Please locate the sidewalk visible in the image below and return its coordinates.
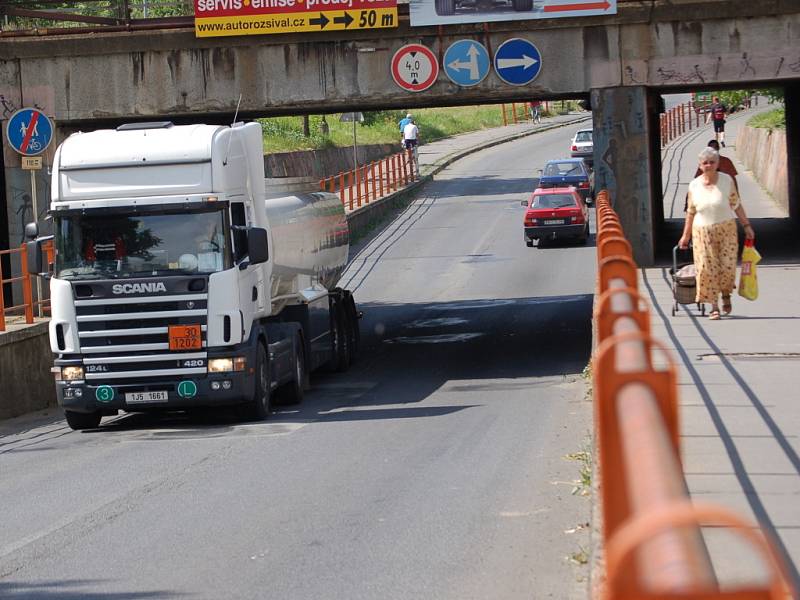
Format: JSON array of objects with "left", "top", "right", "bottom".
[{"left": 650, "top": 107, "right": 800, "bottom": 589}]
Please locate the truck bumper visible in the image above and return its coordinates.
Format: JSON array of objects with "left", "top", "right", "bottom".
[{"left": 56, "top": 370, "right": 256, "bottom": 414}]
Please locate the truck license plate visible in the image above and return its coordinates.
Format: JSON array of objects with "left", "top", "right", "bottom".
[
  {"left": 169, "top": 324, "right": 202, "bottom": 350},
  {"left": 125, "top": 391, "right": 168, "bottom": 404},
  {"left": 543, "top": 219, "right": 565, "bottom": 225}
]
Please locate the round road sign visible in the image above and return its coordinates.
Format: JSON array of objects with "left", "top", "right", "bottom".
[
  {"left": 493, "top": 38, "right": 543, "bottom": 86},
  {"left": 391, "top": 44, "right": 439, "bottom": 92},
  {"left": 6, "top": 108, "right": 54, "bottom": 156}
]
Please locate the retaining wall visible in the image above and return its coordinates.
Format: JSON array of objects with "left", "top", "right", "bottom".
[
  {"left": 264, "top": 144, "right": 397, "bottom": 178},
  {"left": 736, "top": 125, "right": 789, "bottom": 213},
  {"left": 0, "top": 322, "right": 56, "bottom": 420}
]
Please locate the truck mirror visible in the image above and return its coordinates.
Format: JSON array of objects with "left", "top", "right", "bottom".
[
  {"left": 520, "top": 199, "right": 528, "bottom": 207},
  {"left": 26, "top": 239, "right": 44, "bottom": 275},
  {"left": 247, "top": 227, "right": 269, "bottom": 265},
  {"left": 24, "top": 222, "right": 39, "bottom": 240}
]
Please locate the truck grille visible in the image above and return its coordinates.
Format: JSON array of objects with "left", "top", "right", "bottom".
[{"left": 74, "top": 294, "right": 208, "bottom": 380}]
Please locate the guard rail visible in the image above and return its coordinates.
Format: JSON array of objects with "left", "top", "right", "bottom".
[
  {"left": 319, "top": 148, "right": 419, "bottom": 211},
  {"left": 0, "top": 241, "right": 52, "bottom": 332},
  {"left": 593, "top": 190, "right": 794, "bottom": 599}
]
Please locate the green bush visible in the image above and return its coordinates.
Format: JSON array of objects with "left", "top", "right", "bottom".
[{"left": 748, "top": 108, "right": 786, "bottom": 131}]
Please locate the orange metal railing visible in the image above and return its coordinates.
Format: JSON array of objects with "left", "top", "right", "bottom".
[
  {"left": 0, "top": 240, "right": 53, "bottom": 332},
  {"left": 319, "top": 148, "right": 419, "bottom": 211},
  {"left": 593, "top": 190, "right": 795, "bottom": 599}
]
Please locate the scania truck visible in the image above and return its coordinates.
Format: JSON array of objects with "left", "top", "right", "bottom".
[{"left": 27, "top": 121, "right": 359, "bottom": 430}]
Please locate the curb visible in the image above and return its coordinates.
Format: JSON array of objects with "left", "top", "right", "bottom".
[{"left": 346, "top": 115, "right": 592, "bottom": 241}]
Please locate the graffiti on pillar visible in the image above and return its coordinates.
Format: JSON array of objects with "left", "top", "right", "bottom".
[
  {"left": 8, "top": 175, "right": 51, "bottom": 245},
  {"left": 0, "top": 94, "right": 18, "bottom": 118},
  {"left": 789, "top": 57, "right": 800, "bottom": 73},
  {"left": 739, "top": 52, "right": 756, "bottom": 78},
  {"left": 625, "top": 66, "right": 643, "bottom": 84}
]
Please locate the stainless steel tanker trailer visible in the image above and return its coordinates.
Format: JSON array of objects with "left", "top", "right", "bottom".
[{"left": 26, "top": 121, "right": 360, "bottom": 430}]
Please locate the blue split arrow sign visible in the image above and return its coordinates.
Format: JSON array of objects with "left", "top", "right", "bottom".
[
  {"left": 493, "top": 38, "right": 543, "bottom": 86},
  {"left": 443, "top": 40, "right": 490, "bottom": 87}
]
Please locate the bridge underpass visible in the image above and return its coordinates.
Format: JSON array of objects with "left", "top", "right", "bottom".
[{"left": 1, "top": 0, "right": 799, "bottom": 264}]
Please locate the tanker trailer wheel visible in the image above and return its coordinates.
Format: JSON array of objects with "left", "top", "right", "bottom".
[
  {"left": 239, "top": 343, "right": 271, "bottom": 420},
  {"left": 331, "top": 301, "right": 351, "bottom": 373},
  {"left": 345, "top": 295, "right": 359, "bottom": 365},
  {"left": 278, "top": 334, "right": 306, "bottom": 405},
  {"left": 65, "top": 410, "right": 102, "bottom": 431}
]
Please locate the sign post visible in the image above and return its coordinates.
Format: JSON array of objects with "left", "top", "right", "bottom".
[
  {"left": 340, "top": 112, "right": 365, "bottom": 169},
  {"left": 6, "top": 108, "right": 54, "bottom": 318}
]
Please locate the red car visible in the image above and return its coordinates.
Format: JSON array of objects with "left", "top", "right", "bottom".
[{"left": 522, "top": 186, "right": 589, "bottom": 247}]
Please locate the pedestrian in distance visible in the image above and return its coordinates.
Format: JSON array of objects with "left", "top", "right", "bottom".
[
  {"left": 398, "top": 113, "right": 413, "bottom": 150},
  {"left": 529, "top": 102, "right": 541, "bottom": 124},
  {"left": 678, "top": 147, "right": 755, "bottom": 320},
  {"left": 707, "top": 95, "right": 728, "bottom": 147},
  {"left": 684, "top": 139, "right": 739, "bottom": 211}
]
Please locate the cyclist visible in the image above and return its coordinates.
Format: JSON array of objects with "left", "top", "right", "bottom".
[{"left": 402, "top": 117, "right": 420, "bottom": 175}]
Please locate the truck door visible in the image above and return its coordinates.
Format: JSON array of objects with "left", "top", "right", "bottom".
[{"left": 231, "top": 201, "right": 261, "bottom": 339}]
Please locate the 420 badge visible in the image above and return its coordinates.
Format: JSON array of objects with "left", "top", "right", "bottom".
[{"left": 391, "top": 44, "right": 439, "bottom": 92}]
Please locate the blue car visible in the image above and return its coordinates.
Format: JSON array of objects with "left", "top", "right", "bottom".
[{"left": 537, "top": 159, "right": 594, "bottom": 204}]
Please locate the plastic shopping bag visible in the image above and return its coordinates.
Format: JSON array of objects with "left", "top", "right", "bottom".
[{"left": 738, "top": 239, "right": 761, "bottom": 301}]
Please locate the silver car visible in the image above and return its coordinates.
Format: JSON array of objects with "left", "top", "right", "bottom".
[{"left": 570, "top": 128, "right": 593, "bottom": 166}]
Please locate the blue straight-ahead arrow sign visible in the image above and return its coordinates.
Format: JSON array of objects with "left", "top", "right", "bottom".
[{"left": 493, "top": 38, "right": 543, "bottom": 86}]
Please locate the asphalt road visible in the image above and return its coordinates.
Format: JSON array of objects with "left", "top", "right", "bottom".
[{"left": 0, "top": 126, "right": 596, "bottom": 599}]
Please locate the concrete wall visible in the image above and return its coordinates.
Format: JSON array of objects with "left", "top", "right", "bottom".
[
  {"left": 0, "top": 322, "right": 56, "bottom": 420},
  {"left": 265, "top": 143, "right": 397, "bottom": 178},
  {"left": 737, "top": 123, "right": 789, "bottom": 214}
]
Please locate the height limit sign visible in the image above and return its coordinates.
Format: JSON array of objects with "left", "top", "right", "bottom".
[{"left": 391, "top": 44, "right": 439, "bottom": 92}]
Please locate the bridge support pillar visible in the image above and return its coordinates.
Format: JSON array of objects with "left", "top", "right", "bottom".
[
  {"left": 591, "top": 86, "right": 660, "bottom": 266},
  {"left": 785, "top": 82, "right": 800, "bottom": 223}
]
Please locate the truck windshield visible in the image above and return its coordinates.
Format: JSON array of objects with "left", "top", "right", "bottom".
[{"left": 55, "top": 208, "right": 230, "bottom": 280}]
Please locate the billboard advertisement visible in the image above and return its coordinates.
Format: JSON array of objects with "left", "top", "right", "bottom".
[
  {"left": 409, "top": 0, "right": 616, "bottom": 27},
  {"left": 195, "top": 0, "right": 398, "bottom": 37}
]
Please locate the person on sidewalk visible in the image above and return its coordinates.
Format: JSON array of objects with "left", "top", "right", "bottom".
[
  {"left": 707, "top": 96, "right": 728, "bottom": 147},
  {"left": 678, "top": 147, "right": 755, "bottom": 320},
  {"left": 684, "top": 139, "right": 739, "bottom": 211},
  {"left": 403, "top": 117, "right": 420, "bottom": 174},
  {"left": 529, "top": 101, "right": 542, "bottom": 124}
]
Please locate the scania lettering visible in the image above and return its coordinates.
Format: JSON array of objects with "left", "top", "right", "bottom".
[
  {"left": 28, "top": 121, "right": 360, "bottom": 431},
  {"left": 112, "top": 282, "right": 168, "bottom": 295}
]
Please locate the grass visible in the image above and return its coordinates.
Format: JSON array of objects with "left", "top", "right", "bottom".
[
  {"left": 565, "top": 436, "right": 593, "bottom": 497},
  {"left": 258, "top": 102, "right": 581, "bottom": 153},
  {"left": 747, "top": 108, "right": 785, "bottom": 131}
]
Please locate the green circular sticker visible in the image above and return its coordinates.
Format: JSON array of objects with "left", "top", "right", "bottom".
[
  {"left": 177, "top": 380, "right": 197, "bottom": 399},
  {"left": 95, "top": 385, "right": 115, "bottom": 403}
]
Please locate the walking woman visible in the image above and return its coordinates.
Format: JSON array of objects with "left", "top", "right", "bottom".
[{"left": 678, "top": 147, "right": 755, "bottom": 320}]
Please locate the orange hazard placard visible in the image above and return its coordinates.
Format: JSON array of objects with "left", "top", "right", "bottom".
[{"left": 169, "top": 325, "right": 202, "bottom": 351}]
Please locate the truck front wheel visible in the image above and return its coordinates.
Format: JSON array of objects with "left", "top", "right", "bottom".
[
  {"left": 65, "top": 410, "right": 102, "bottom": 431},
  {"left": 278, "top": 334, "right": 306, "bottom": 405},
  {"left": 239, "top": 343, "right": 271, "bottom": 420}
]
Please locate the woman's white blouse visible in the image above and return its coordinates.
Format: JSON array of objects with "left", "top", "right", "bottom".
[{"left": 687, "top": 172, "right": 740, "bottom": 227}]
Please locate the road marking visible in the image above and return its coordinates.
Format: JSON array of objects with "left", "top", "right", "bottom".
[{"left": 383, "top": 332, "right": 484, "bottom": 344}]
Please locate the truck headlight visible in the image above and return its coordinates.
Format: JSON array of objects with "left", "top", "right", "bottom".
[
  {"left": 208, "top": 357, "right": 246, "bottom": 373},
  {"left": 62, "top": 366, "right": 85, "bottom": 381}
]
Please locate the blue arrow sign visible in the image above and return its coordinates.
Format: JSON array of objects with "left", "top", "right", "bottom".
[
  {"left": 6, "top": 108, "right": 54, "bottom": 156},
  {"left": 443, "top": 40, "right": 490, "bottom": 87},
  {"left": 493, "top": 38, "right": 542, "bottom": 86}
]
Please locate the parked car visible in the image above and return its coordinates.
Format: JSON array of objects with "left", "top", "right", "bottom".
[
  {"left": 537, "top": 158, "right": 594, "bottom": 204},
  {"left": 522, "top": 186, "right": 589, "bottom": 247},
  {"left": 570, "top": 128, "right": 593, "bottom": 166}
]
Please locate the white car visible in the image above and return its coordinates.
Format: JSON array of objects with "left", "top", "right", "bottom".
[{"left": 570, "top": 129, "right": 593, "bottom": 166}]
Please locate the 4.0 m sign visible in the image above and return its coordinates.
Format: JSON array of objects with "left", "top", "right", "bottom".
[{"left": 194, "top": 0, "right": 397, "bottom": 37}]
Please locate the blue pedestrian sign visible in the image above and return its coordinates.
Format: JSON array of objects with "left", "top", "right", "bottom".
[
  {"left": 6, "top": 107, "right": 54, "bottom": 156},
  {"left": 493, "top": 38, "right": 542, "bottom": 87},
  {"left": 443, "top": 40, "right": 490, "bottom": 87}
]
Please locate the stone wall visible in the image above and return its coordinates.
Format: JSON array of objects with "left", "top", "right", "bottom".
[
  {"left": 736, "top": 125, "right": 789, "bottom": 213},
  {"left": 0, "top": 322, "right": 56, "bottom": 420},
  {"left": 264, "top": 143, "right": 397, "bottom": 179}
]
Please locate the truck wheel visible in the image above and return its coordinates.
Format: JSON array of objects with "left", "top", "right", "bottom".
[
  {"left": 345, "top": 296, "right": 359, "bottom": 365},
  {"left": 332, "top": 302, "right": 350, "bottom": 373},
  {"left": 512, "top": 0, "right": 533, "bottom": 10},
  {"left": 435, "top": 0, "right": 455, "bottom": 15},
  {"left": 65, "top": 410, "right": 102, "bottom": 431},
  {"left": 239, "top": 343, "right": 271, "bottom": 420},
  {"left": 279, "top": 335, "right": 306, "bottom": 405}
]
